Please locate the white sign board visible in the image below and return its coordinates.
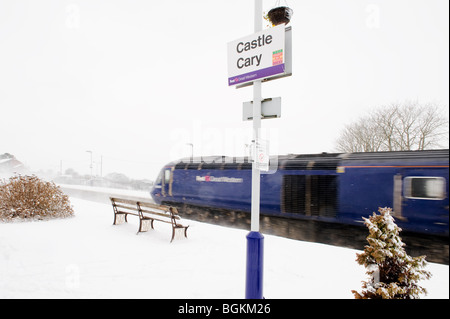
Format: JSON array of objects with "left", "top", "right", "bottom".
[
  {"left": 228, "top": 25, "right": 285, "bottom": 86},
  {"left": 243, "top": 97, "right": 281, "bottom": 121},
  {"left": 254, "top": 139, "right": 269, "bottom": 171}
]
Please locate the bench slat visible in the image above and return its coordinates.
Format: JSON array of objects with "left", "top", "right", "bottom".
[
  {"left": 111, "top": 197, "right": 138, "bottom": 206},
  {"left": 116, "top": 210, "right": 139, "bottom": 216},
  {"left": 114, "top": 203, "right": 139, "bottom": 211},
  {"left": 138, "top": 207, "right": 180, "bottom": 220},
  {"left": 137, "top": 201, "right": 171, "bottom": 211}
]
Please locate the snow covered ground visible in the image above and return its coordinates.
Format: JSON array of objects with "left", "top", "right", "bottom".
[{"left": 1, "top": 196, "right": 448, "bottom": 299}]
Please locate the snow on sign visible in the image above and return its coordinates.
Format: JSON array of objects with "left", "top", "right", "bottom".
[{"left": 228, "top": 24, "right": 285, "bottom": 86}]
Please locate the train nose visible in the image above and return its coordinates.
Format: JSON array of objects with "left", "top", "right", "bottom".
[{"left": 150, "top": 184, "right": 162, "bottom": 202}]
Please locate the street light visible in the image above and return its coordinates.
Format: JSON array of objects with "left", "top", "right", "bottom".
[
  {"left": 86, "top": 150, "right": 93, "bottom": 179},
  {"left": 186, "top": 143, "right": 193, "bottom": 163}
]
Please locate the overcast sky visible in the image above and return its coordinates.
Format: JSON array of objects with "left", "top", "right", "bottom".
[{"left": 1, "top": 0, "right": 448, "bottom": 180}]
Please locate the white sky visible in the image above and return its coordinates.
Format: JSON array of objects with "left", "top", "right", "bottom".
[{"left": 1, "top": 0, "right": 449, "bottom": 180}]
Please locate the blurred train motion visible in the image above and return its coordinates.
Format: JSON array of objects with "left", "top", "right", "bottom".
[{"left": 151, "top": 149, "right": 449, "bottom": 263}]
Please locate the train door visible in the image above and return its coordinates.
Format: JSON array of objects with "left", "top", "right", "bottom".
[
  {"left": 161, "top": 167, "right": 173, "bottom": 197},
  {"left": 394, "top": 174, "right": 448, "bottom": 234}
]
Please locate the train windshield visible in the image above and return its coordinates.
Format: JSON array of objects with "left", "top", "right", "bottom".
[{"left": 155, "top": 172, "right": 162, "bottom": 185}]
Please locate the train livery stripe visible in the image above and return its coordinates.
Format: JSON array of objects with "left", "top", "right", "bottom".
[{"left": 340, "top": 165, "right": 449, "bottom": 169}]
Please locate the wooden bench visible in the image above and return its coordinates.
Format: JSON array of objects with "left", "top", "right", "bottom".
[{"left": 110, "top": 197, "right": 189, "bottom": 242}]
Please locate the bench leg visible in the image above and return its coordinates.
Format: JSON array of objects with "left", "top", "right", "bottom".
[
  {"left": 137, "top": 220, "right": 145, "bottom": 234},
  {"left": 137, "top": 218, "right": 153, "bottom": 234},
  {"left": 171, "top": 226, "right": 189, "bottom": 243},
  {"left": 137, "top": 220, "right": 143, "bottom": 234},
  {"left": 171, "top": 227, "right": 175, "bottom": 243},
  {"left": 113, "top": 213, "right": 127, "bottom": 225}
]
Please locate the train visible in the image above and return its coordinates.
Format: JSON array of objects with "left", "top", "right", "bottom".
[{"left": 150, "top": 149, "right": 449, "bottom": 263}]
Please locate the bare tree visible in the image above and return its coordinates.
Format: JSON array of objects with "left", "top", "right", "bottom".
[
  {"left": 416, "top": 103, "right": 449, "bottom": 150},
  {"left": 336, "top": 118, "right": 385, "bottom": 152},
  {"left": 372, "top": 105, "right": 398, "bottom": 151},
  {"left": 336, "top": 101, "right": 449, "bottom": 152}
]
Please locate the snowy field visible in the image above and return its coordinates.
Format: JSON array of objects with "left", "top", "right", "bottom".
[{"left": 1, "top": 196, "right": 448, "bottom": 299}]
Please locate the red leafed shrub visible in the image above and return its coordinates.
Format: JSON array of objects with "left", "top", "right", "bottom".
[{"left": 0, "top": 175, "right": 74, "bottom": 221}]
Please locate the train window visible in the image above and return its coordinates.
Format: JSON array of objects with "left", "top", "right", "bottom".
[
  {"left": 164, "top": 169, "right": 171, "bottom": 184},
  {"left": 404, "top": 177, "right": 446, "bottom": 200},
  {"left": 155, "top": 172, "right": 162, "bottom": 185}
]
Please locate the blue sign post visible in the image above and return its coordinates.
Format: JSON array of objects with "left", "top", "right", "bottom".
[
  {"left": 245, "top": 231, "right": 264, "bottom": 299},
  {"left": 228, "top": 0, "right": 292, "bottom": 299},
  {"left": 246, "top": 0, "right": 264, "bottom": 299}
]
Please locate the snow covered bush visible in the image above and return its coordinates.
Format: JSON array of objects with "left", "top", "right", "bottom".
[
  {"left": 0, "top": 175, "right": 74, "bottom": 221},
  {"left": 352, "top": 207, "right": 431, "bottom": 299}
]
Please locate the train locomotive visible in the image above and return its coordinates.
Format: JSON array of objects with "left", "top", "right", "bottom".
[{"left": 150, "top": 149, "right": 449, "bottom": 263}]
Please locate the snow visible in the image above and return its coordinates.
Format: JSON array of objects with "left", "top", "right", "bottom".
[
  {"left": 1, "top": 196, "right": 448, "bottom": 299},
  {"left": 58, "top": 184, "right": 151, "bottom": 199}
]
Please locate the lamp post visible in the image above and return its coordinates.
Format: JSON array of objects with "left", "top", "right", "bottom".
[
  {"left": 86, "top": 150, "right": 93, "bottom": 179},
  {"left": 186, "top": 143, "right": 194, "bottom": 163}
]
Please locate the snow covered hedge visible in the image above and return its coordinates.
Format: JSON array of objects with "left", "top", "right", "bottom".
[
  {"left": 0, "top": 175, "right": 74, "bottom": 221},
  {"left": 352, "top": 207, "right": 431, "bottom": 299}
]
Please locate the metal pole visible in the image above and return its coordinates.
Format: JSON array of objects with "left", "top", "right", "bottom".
[
  {"left": 186, "top": 143, "right": 194, "bottom": 162},
  {"left": 245, "top": 0, "right": 264, "bottom": 299},
  {"left": 86, "top": 150, "right": 93, "bottom": 178},
  {"left": 251, "top": 79, "right": 262, "bottom": 232}
]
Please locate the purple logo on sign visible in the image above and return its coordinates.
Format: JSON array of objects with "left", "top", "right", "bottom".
[{"left": 228, "top": 64, "right": 285, "bottom": 86}]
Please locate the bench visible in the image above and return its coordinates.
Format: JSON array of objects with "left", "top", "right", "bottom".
[{"left": 110, "top": 197, "right": 189, "bottom": 242}]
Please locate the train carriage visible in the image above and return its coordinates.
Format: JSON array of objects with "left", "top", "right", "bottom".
[{"left": 151, "top": 149, "right": 449, "bottom": 262}]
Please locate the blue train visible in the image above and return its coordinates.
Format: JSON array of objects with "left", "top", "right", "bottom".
[{"left": 151, "top": 149, "right": 448, "bottom": 237}]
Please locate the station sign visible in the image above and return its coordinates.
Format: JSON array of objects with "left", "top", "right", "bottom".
[{"left": 228, "top": 24, "right": 286, "bottom": 86}]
